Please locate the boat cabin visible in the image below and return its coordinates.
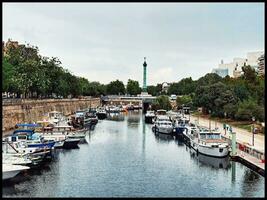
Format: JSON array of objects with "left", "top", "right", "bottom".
[
  {"left": 157, "top": 109, "right": 167, "bottom": 115},
  {"left": 48, "top": 111, "right": 64, "bottom": 119},
  {"left": 10, "top": 129, "right": 42, "bottom": 142},
  {"left": 156, "top": 121, "right": 172, "bottom": 127},
  {"left": 199, "top": 131, "right": 221, "bottom": 140}
]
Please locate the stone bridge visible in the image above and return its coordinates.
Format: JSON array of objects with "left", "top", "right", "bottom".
[{"left": 102, "top": 95, "right": 156, "bottom": 112}]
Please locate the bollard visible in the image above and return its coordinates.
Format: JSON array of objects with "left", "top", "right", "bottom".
[{"left": 231, "top": 132, "right": 237, "bottom": 156}]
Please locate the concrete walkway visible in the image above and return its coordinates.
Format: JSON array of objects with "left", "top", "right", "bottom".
[{"left": 190, "top": 115, "right": 265, "bottom": 153}]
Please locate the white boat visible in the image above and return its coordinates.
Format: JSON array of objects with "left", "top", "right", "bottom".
[
  {"left": 156, "top": 109, "right": 168, "bottom": 116},
  {"left": 96, "top": 107, "right": 107, "bottom": 119},
  {"left": 47, "top": 111, "right": 66, "bottom": 125},
  {"left": 183, "top": 125, "right": 229, "bottom": 158},
  {"left": 145, "top": 111, "right": 155, "bottom": 123},
  {"left": 167, "top": 110, "right": 181, "bottom": 121},
  {"left": 67, "top": 129, "right": 86, "bottom": 141},
  {"left": 44, "top": 126, "right": 81, "bottom": 148},
  {"left": 2, "top": 153, "right": 32, "bottom": 166},
  {"left": 152, "top": 115, "right": 174, "bottom": 135},
  {"left": 106, "top": 106, "right": 120, "bottom": 113},
  {"left": 2, "top": 163, "right": 30, "bottom": 180},
  {"left": 36, "top": 125, "right": 66, "bottom": 148}
]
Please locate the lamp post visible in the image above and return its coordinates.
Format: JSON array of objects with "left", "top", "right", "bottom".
[
  {"left": 209, "top": 110, "right": 211, "bottom": 132},
  {"left": 224, "top": 112, "right": 227, "bottom": 135},
  {"left": 252, "top": 117, "right": 255, "bottom": 146},
  {"left": 189, "top": 109, "right": 191, "bottom": 121}
]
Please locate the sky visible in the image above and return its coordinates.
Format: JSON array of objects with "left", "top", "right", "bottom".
[{"left": 3, "top": 3, "right": 265, "bottom": 85}]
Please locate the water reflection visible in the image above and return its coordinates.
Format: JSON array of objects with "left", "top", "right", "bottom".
[
  {"left": 231, "top": 161, "right": 236, "bottom": 183},
  {"left": 175, "top": 138, "right": 184, "bottom": 146},
  {"left": 240, "top": 168, "right": 262, "bottom": 197},
  {"left": 2, "top": 111, "right": 264, "bottom": 197},
  {"left": 154, "top": 132, "right": 174, "bottom": 143},
  {"left": 127, "top": 111, "right": 141, "bottom": 126},
  {"left": 142, "top": 115, "right": 146, "bottom": 154},
  {"left": 197, "top": 154, "right": 231, "bottom": 169},
  {"left": 106, "top": 113, "right": 125, "bottom": 121}
]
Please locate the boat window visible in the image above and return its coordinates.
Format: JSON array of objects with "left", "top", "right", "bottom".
[
  {"left": 206, "top": 134, "right": 220, "bottom": 139},
  {"left": 200, "top": 134, "right": 206, "bottom": 139},
  {"left": 18, "top": 135, "right": 27, "bottom": 140}
]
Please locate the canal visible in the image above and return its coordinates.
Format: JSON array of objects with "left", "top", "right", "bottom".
[{"left": 2, "top": 111, "right": 264, "bottom": 197}]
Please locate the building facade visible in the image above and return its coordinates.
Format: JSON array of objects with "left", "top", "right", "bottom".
[
  {"left": 258, "top": 54, "right": 265, "bottom": 76},
  {"left": 211, "top": 68, "right": 229, "bottom": 78},
  {"left": 212, "top": 51, "right": 264, "bottom": 78}
]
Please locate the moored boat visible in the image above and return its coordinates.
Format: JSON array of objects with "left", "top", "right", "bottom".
[
  {"left": 2, "top": 163, "right": 30, "bottom": 180},
  {"left": 145, "top": 110, "right": 155, "bottom": 124},
  {"left": 96, "top": 107, "right": 107, "bottom": 120},
  {"left": 183, "top": 125, "right": 229, "bottom": 158}
]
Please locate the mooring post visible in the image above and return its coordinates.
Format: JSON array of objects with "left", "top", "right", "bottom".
[{"left": 231, "top": 131, "right": 237, "bottom": 157}]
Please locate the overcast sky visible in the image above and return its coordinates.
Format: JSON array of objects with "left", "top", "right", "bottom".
[{"left": 3, "top": 3, "right": 264, "bottom": 85}]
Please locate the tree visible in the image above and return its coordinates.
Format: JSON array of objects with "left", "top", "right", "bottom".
[
  {"left": 167, "top": 82, "right": 180, "bottom": 95},
  {"left": 147, "top": 85, "right": 157, "bottom": 96},
  {"left": 106, "top": 80, "right": 125, "bottom": 95},
  {"left": 235, "top": 98, "right": 264, "bottom": 121},
  {"left": 193, "top": 82, "right": 238, "bottom": 117},
  {"left": 242, "top": 65, "right": 257, "bottom": 83},
  {"left": 197, "top": 73, "right": 223, "bottom": 86},
  {"left": 151, "top": 95, "right": 172, "bottom": 111},
  {"left": 2, "top": 58, "right": 16, "bottom": 93},
  {"left": 126, "top": 79, "right": 141, "bottom": 96},
  {"left": 176, "top": 95, "right": 192, "bottom": 109}
]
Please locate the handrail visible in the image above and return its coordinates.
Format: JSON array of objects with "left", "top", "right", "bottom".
[{"left": 5, "top": 138, "right": 19, "bottom": 153}]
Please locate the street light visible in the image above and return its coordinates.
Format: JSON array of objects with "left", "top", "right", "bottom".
[
  {"left": 252, "top": 116, "right": 255, "bottom": 146},
  {"left": 224, "top": 112, "right": 227, "bottom": 135},
  {"left": 209, "top": 110, "right": 211, "bottom": 131}
]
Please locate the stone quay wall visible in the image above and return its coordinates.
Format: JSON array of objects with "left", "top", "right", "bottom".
[{"left": 2, "top": 98, "right": 100, "bottom": 133}]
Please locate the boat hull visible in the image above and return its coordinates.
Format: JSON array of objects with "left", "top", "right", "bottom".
[
  {"left": 153, "top": 125, "right": 174, "bottom": 135},
  {"left": 63, "top": 139, "right": 80, "bottom": 149},
  {"left": 2, "top": 164, "right": 30, "bottom": 180},
  {"left": 145, "top": 116, "right": 154, "bottom": 124},
  {"left": 96, "top": 113, "right": 107, "bottom": 120},
  {"left": 196, "top": 144, "right": 229, "bottom": 158},
  {"left": 27, "top": 141, "right": 55, "bottom": 149}
]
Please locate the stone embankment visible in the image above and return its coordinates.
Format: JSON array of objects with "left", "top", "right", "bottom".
[{"left": 2, "top": 98, "right": 100, "bottom": 133}]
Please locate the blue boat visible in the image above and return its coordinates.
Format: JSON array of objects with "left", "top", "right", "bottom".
[
  {"left": 11, "top": 129, "right": 55, "bottom": 149},
  {"left": 173, "top": 118, "right": 190, "bottom": 137}
]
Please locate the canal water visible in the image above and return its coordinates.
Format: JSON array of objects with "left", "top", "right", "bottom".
[{"left": 2, "top": 111, "right": 264, "bottom": 197}]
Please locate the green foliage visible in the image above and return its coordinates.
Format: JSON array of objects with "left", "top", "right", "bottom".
[
  {"left": 106, "top": 80, "right": 125, "bottom": 95},
  {"left": 126, "top": 79, "right": 141, "bottom": 95},
  {"left": 3, "top": 42, "right": 110, "bottom": 98},
  {"left": 176, "top": 95, "right": 192, "bottom": 109},
  {"left": 151, "top": 95, "right": 172, "bottom": 111},
  {"left": 242, "top": 65, "right": 257, "bottom": 83},
  {"left": 197, "top": 73, "right": 223, "bottom": 86},
  {"left": 2, "top": 58, "right": 16, "bottom": 92},
  {"left": 193, "top": 82, "right": 238, "bottom": 117},
  {"left": 147, "top": 85, "right": 161, "bottom": 96},
  {"left": 235, "top": 98, "right": 264, "bottom": 121},
  {"left": 168, "top": 77, "right": 196, "bottom": 95}
]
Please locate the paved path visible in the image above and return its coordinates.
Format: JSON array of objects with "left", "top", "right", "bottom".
[{"left": 190, "top": 115, "right": 265, "bottom": 153}]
